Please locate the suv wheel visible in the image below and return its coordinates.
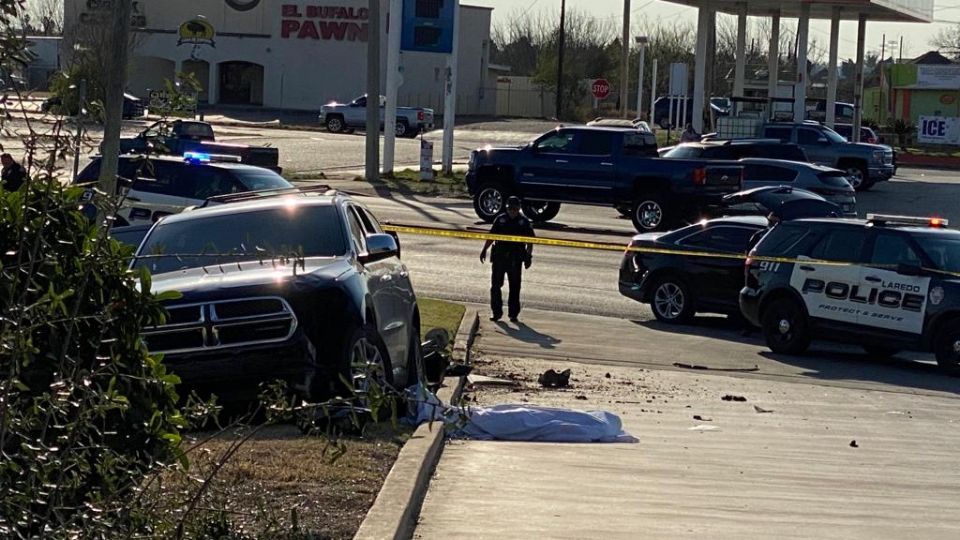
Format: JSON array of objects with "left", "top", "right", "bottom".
[
  {"left": 933, "top": 320, "right": 960, "bottom": 375},
  {"left": 326, "top": 115, "right": 346, "bottom": 133},
  {"left": 631, "top": 195, "right": 669, "bottom": 232},
  {"left": 521, "top": 201, "right": 561, "bottom": 222},
  {"left": 761, "top": 298, "right": 811, "bottom": 355},
  {"left": 844, "top": 164, "right": 873, "bottom": 191},
  {"left": 650, "top": 277, "right": 694, "bottom": 324},
  {"left": 343, "top": 325, "right": 394, "bottom": 407},
  {"left": 474, "top": 184, "right": 507, "bottom": 222}
]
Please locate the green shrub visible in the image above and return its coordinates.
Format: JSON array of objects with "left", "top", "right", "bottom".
[{"left": 0, "top": 179, "right": 185, "bottom": 536}]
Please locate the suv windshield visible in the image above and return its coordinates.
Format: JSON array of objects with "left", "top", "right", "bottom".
[
  {"left": 231, "top": 169, "right": 293, "bottom": 191},
  {"left": 134, "top": 206, "right": 347, "bottom": 275}
]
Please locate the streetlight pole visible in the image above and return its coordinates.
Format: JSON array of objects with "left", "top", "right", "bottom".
[
  {"left": 556, "top": 0, "right": 566, "bottom": 120},
  {"left": 635, "top": 36, "right": 648, "bottom": 119},
  {"left": 620, "top": 0, "right": 631, "bottom": 117}
]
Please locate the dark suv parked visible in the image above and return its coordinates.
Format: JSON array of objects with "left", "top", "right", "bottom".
[{"left": 132, "top": 191, "right": 421, "bottom": 403}]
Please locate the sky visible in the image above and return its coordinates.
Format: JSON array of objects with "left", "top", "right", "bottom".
[{"left": 468, "top": 0, "right": 960, "bottom": 61}]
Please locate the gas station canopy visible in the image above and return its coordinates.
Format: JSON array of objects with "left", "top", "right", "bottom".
[{"left": 664, "top": 0, "right": 933, "bottom": 23}]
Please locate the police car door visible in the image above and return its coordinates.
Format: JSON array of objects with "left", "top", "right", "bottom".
[
  {"left": 859, "top": 230, "right": 930, "bottom": 335},
  {"left": 121, "top": 161, "right": 190, "bottom": 224},
  {"left": 790, "top": 226, "right": 869, "bottom": 329}
]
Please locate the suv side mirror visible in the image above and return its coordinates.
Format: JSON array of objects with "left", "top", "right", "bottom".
[
  {"left": 360, "top": 233, "right": 399, "bottom": 264},
  {"left": 896, "top": 262, "right": 922, "bottom": 277}
]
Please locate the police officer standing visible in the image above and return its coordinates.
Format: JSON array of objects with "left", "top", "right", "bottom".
[
  {"left": 1, "top": 153, "right": 27, "bottom": 191},
  {"left": 480, "top": 196, "right": 535, "bottom": 322}
]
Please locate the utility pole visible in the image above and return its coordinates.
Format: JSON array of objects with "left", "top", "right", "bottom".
[
  {"left": 383, "top": 0, "right": 403, "bottom": 176},
  {"left": 441, "top": 0, "right": 460, "bottom": 175},
  {"left": 620, "top": 0, "right": 631, "bottom": 117},
  {"left": 365, "top": 0, "right": 381, "bottom": 182},
  {"left": 635, "top": 36, "right": 648, "bottom": 118},
  {"left": 97, "top": 0, "right": 133, "bottom": 197},
  {"left": 556, "top": 0, "right": 566, "bottom": 120}
]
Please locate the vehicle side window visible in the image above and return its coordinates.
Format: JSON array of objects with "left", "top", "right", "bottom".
[
  {"left": 767, "top": 145, "right": 806, "bottom": 161},
  {"left": 622, "top": 132, "right": 654, "bottom": 156},
  {"left": 354, "top": 206, "right": 383, "bottom": 234},
  {"left": 578, "top": 132, "right": 614, "bottom": 156},
  {"left": 703, "top": 147, "right": 734, "bottom": 159},
  {"left": 354, "top": 97, "right": 367, "bottom": 107},
  {"left": 131, "top": 161, "right": 179, "bottom": 195},
  {"left": 764, "top": 127, "right": 792, "bottom": 143},
  {"left": 869, "top": 233, "right": 921, "bottom": 268},
  {"left": 839, "top": 105, "right": 854, "bottom": 118},
  {"left": 681, "top": 226, "right": 758, "bottom": 253},
  {"left": 535, "top": 131, "right": 577, "bottom": 154},
  {"left": 743, "top": 164, "right": 797, "bottom": 183},
  {"left": 808, "top": 228, "right": 866, "bottom": 262},
  {"left": 754, "top": 225, "right": 810, "bottom": 257},
  {"left": 182, "top": 168, "right": 241, "bottom": 200},
  {"left": 346, "top": 207, "right": 367, "bottom": 253},
  {"left": 797, "top": 129, "right": 824, "bottom": 145}
]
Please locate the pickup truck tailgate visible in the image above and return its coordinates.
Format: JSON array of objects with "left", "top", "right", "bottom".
[{"left": 702, "top": 165, "right": 742, "bottom": 188}]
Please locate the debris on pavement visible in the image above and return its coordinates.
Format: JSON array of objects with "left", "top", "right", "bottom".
[
  {"left": 469, "top": 374, "right": 520, "bottom": 387},
  {"left": 689, "top": 425, "right": 720, "bottom": 431},
  {"left": 693, "top": 415, "right": 713, "bottom": 421},
  {"left": 722, "top": 394, "right": 748, "bottom": 402},
  {"left": 605, "top": 372, "right": 612, "bottom": 378},
  {"left": 753, "top": 405, "right": 774, "bottom": 414},
  {"left": 850, "top": 440, "right": 859, "bottom": 448},
  {"left": 575, "top": 395, "right": 588, "bottom": 400},
  {"left": 538, "top": 368, "right": 571, "bottom": 388},
  {"left": 674, "top": 362, "right": 760, "bottom": 372}
]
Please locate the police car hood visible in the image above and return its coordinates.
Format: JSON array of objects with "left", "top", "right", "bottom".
[
  {"left": 148, "top": 257, "right": 351, "bottom": 299},
  {"left": 723, "top": 186, "right": 840, "bottom": 220}
]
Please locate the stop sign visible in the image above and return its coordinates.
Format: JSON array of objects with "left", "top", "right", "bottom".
[{"left": 591, "top": 79, "right": 610, "bottom": 100}]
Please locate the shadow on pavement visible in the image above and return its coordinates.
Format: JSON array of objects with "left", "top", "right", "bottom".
[
  {"left": 633, "top": 318, "right": 960, "bottom": 396},
  {"left": 494, "top": 321, "right": 562, "bottom": 350}
]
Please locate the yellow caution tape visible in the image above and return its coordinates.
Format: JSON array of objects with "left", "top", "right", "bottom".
[{"left": 382, "top": 223, "right": 960, "bottom": 278}]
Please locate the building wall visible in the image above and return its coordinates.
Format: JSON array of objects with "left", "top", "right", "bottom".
[
  {"left": 24, "top": 36, "right": 61, "bottom": 89},
  {"left": 63, "top": 0, "right": 494, "bottom": 114}
]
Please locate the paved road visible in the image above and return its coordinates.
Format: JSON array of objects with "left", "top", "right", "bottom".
[{"left": 348, "top": 167, "right": 960, "bottom": 322}]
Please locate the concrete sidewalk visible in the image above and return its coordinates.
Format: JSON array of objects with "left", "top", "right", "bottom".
[{"left": 413, "top": 313, "right": 960, "bottom": 539}]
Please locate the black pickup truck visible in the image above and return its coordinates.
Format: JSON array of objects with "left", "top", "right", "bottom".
[
  {"left": 114, "top": 120, "right": 281, "bottom": 173},
  {"left": 466, "top": 126, "right": 744, "bottom": 232}
]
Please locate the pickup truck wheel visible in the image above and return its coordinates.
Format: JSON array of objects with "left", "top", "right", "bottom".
[
  {"left": 326, "top": 115, "right": 346, "bottom": 134},
  {"left": 395, "top": 120, "right": 409, "bottom": 138},
  {"left": 631, "top": 196, "right": 669, "bottom": 232},
  {"left": 521, "top": 201, "right": 561, "bottom": 222},
  {"left": 474, "top": 184, "right": 507, "bottom": 222},
  {"left": 933, "top": 320, "right": 960, "bottom": 375},
  {"left": 843, "top": 164, "right": 872, "bottom": 191}
]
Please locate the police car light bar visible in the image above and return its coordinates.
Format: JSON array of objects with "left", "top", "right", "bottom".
[
  {"left": 183, "top": 152, "right": 243, "bottom": 164},
  {"left": 866, "top": 214, "right": 949, "bottom": 228}
]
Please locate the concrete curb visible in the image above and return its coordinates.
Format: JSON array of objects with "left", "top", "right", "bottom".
[{"left": 353, "top": 307, "right": 479, "bottom": 540}]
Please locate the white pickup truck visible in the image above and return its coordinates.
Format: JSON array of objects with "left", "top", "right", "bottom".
[{"left": 320, "top": 95, "right": 434, "bottom": 138}]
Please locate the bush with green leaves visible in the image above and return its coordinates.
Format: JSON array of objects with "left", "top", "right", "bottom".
[{"left": 0, "top": 179, "right": 186, "bottom": 537}]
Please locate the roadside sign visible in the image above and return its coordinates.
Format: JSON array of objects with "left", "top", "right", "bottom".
[
  {"left": 591, "top": 79, "right": 610, "bottom": 100},
  {"left": 918, "top": 116, "right": 960, "bottom": 145},
  {"left": 668, "top": 63, "right": 688, "bottom": 96},
  {"left": 420, "top": 139, "right": 434, "bottom": 180},
  {"left": 401, "top": 0, "right": 456, "bottom": 54}
]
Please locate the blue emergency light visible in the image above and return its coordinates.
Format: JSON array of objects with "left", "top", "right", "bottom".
[{"left": 183, "top": 151, "right": 211, "bottom": 163}]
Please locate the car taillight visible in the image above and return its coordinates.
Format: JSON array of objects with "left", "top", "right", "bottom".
[
  {"left": 692, "top": 168, "right": 706, "bottom": 186},
  {"left": 418, "top": 111, "right": 424, "bottom": 121}
]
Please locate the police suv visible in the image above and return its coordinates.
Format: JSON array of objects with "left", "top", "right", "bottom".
[
  {"left": 76, "top": 152, "right": 293, "bottom": 226},
  {"left": 740, "top": 214, "right": 960, "bottom": 373}
]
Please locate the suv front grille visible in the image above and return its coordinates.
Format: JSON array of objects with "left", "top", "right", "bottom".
[{"left": 144, "top": 297, "right": 298, "bottom": 355}]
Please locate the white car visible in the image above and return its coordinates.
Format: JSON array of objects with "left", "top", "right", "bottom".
[
  {"left": 320, "top": 94, "right": 434, "bottom": 138},
  {"left": 75, "top": 153, "right": 294, "bottom": 226}
]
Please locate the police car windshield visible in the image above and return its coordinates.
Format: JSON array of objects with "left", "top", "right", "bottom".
[
  {"left": 232, "top": 170, "right": 293, "bottom": 191},
  {"left": 914, "top": 233, "right": 960, "bottom": 274},
  {"left": 133, "top": 206, "right": 347, "bottom": 275}
]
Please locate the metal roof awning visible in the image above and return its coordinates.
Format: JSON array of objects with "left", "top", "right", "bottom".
[{"left": 661, "top": 0, "right": 933, "bottom": 23}]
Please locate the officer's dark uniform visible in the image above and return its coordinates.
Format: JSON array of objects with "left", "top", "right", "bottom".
[
  {"left": 488, "top": 211, "right": 535, "bottom": 320},
  {"left": 1, "top": 161, "right": 26, "bottom": 191}
]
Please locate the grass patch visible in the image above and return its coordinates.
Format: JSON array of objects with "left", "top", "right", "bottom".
[
  {"left": 365, "top": 168, "right": 468, "bottom": 197},
  {"left": 419, "top": 297, "right": 466, "bottom": 347}
]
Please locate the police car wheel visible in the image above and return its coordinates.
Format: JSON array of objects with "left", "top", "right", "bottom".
[
  {"left": 474, "top": 184, "right": 507, "bottom": 223},
  {"left": 650, "top": 277, "right": 694, "bottom": 324},
  {"left": 862, "top": 345, "right": 900, "bottom": 358},
  {"left": 933, "top": 320, "right": 960, "bottom": 375},
  {"left": 761, "top": 298, "right": 811, "bottom": 355}
]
